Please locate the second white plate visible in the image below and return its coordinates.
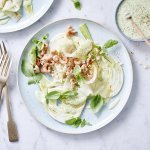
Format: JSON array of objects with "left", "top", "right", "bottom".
[{"left": 0, "top": 0, "right": 54, "bottom": 33}]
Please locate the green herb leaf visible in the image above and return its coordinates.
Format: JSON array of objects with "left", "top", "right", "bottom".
[
  {"left": 42, "top": 33, "right": 48, "bottom": 40},
  {"left": 61, "top": 90, "right": 78, "bottom": 99},
  {"left": 28, "top": 74, "right": 43, "bottom": 85},
  {"left": 46, "top": 90, "right": 78, "bottom": 104},
  {"left": 45, "top": 91, "right": 61, "bottom": 102},
  {"left": 79, "top": 24, "right": 93, "bottom": 40},
  {"left": 74, "top": 117, "right": 82, "bottom": 127},
  {"left": 32, "top": 38, "right": 44, "bottom": 50},
  {"left": 28, "top": 80, "right": 36, "bottom": 85},
  {"left": 80, "top": 119, "right": 86, "bottom": 127},
  {"left": 76, "top": 74, "right": 84, "bottom": 84},
  {"left": 73, "top": 0, "right": 81, "bottom": 10},
  {"left": 65, "top": 117, "right": 91, "bottom": 128},
  {"left": 29, "top": 47, "right": 37, "bottom": 65},
  {"left": 73, "top": 65, "right": 84, "bottom": 84},
  {"left": 32, "top": 38, "right": 39, "bottom": 44},
  {"left": 103, "top": 40, "right": 118, "bottom": 49},
  {"left": 90, "top": 95, "right": 104, "bottom": 113},
  {"left": 73, "top": 65, "right": 81, "bottom": 75},
  {"left": 94, "top": 44, "right": 102, "bottom": 50},
  {"left": 21, "top": 60, "right": 35, "bottom": 77},
  {"left": 65, "top": 118, "right": 77, "bottom": 125}
]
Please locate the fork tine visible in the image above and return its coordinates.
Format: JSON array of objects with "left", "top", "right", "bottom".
[
  {"left": 0, "top": 41, "right": 11, "bottom": 77},
  {"left": 0, "top": 41, "right": 8, "bottom": 66},
  {"left": 0, "top": 53, "right": 5, "bottom": 66},
  {"left": 5, "top": 58, "right": 12, "bottom": 77},
  {"left": 0, "top": 43, "right": 5, "bottom": 66},
  {"left": 3, "top": 55, "right": 10, "bottom": 76},
  {"left": 2, "top": 41, "right": 7, "bottom": 54},
  {"left": 0, "top": 43, "right": 2, "bottom": 55},
  {"left": 0, "top": 53, "right": 8, "bottom": 75}
]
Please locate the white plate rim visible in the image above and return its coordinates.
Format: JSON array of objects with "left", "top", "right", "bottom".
[
  {"left": 0, "top": 0, "right": 54, "bottom": 33},
  {"left": 17, "top": 18, "right": 133, "bottom": 134}
]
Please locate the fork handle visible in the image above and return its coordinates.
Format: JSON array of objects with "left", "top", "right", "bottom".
[
  {"left": 0, "top": 84, "right": 4, "bottom": 99},
  {"left": 5, "top": 86, "right": 13, "bottom": 121}
]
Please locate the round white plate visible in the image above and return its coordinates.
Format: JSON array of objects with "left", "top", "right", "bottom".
[
  {"left": 18, "top": 18, "right": 133, "bottom": 134},
  {"left": 0, "top": 0, "right": 54, "bottom": 33}
]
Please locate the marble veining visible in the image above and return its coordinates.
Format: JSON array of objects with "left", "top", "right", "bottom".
[{"left": 0, "top": 0, "right": 150, "bottom": 150}]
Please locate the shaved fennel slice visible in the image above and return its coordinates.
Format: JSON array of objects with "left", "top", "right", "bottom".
[
  {"left": 6, "top": 11, "right": 22, "bottom": 21},
  {"left": 38, "top": 84, "right": 88, "bottom": 123},
  {"left": 0, "top": 0, "right": 7, "bottom": 9},
  {"left": 50, "top": 33, "right": 75, "bottom": 53},
  {"left": 84, "top": 63, "right": 98, "bottom": 85},
  {"left": 64, "top": 84, "right": 93, "bottom": 106},
  {"left": 45, "top": 100, "right": 86, "bottom": 123},
  {"left": 63, "top": 36, "right": 92, "bottom": 58},
  {"left": 38, "top": 76, "right": 62, "bottom": 94},
  {"left": 36, "top": 88, "right": 85, "bottom": 123},
  {"left": 0, "top": 11, "right": 8, "bottom": 19},
  {"left": 23, "top": 0, "right": 33, "bottom": 14},
  {"left": 50, "top": 33, "right": 92, "bottom": 58},
  {"left": 102, "top": 56, "right": 123, "bottom": 97},
  {"left": 90, "top": 56, "right": 123, "bottom": 98},
  {"left": 0, "top": 17, "right": 9, "bottom": 24},
  {"left": 0, "top": 10, "right": 10, "bottom": 24},
  {"left": 3, "top": 0, "right": 23, "bottom": 12}
]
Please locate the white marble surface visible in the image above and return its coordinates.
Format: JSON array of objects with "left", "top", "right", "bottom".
[{"left": 0, "top": 0, "right": 150, "bottom": 150}]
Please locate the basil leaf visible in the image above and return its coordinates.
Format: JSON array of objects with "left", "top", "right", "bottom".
[
  {"left": 65, "top": 117, "right": 91, "bottom": 128},
  {"left": 21, "top": 60, "right": 35, "bottom": 77},
  {"left": 73, "top": 65, "right": 84, "bottom": 84},
  {"left": 32, "top": 38, "right": 44, "bottom": 50},
  {"left": 32, "top": 38, "right": 39, "bottom": 44},
  {"left": 103, "top": 40, "right": 118, "bottom": 49},
  {"left": 65, "top": 118, "right": 77, "bottom": 125},
  {"left": 74, "top": 118, "right": 82, "bottom": 127},
  {"left": 73, "top": 0, "right": 81, "bottom": 10},
  {"left": 28, "top": 80, "right": 36, "bottom": 85},
  {"left": 61, "top": 90, "right": 78, "bottom": 99},
  {"left": 46, "top": 90, "right": 78, "bottom": 104},
  {"left": 76, "top": 74, "right": 84, "bottom": 84},
  {"left": 73, "top": 65, "right": 81, "bottom": 76},
  {"left": 29, "top": 47, "right": 37, "bottom": 65},
  {"left": 45, "top": 91, "right": 61, "bottom": 103},
  {"left": 90, "top": 95, "right": 104, "bottom": 113},
  {"left": 42, "top": 33, "right": 48, "bottom": 40},
  {"left": 81, "top": 119, "right": 86, "bottom": 127},
  {"left": 94, "top": 44, "right": 102, "bottom": 50},
  {"left": 28, "top": 74, "right": 43, "bottom": 85}
]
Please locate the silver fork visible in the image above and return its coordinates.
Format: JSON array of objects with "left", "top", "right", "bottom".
[
  {"left": 0, "top": 41, "right": 10, "bottom": 97},
  {"left": 0, "top": 42, "right": 18, "bottom": 142}
]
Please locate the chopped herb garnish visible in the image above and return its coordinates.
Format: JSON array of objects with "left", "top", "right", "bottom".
[
  {"left": 21, "top": 60, "right": 35, "bottom": 77},
  {"left": 65, "top": 118, "right": 77, "bottom": 125},
  {"left": 72, "top": 0, "right": 81, "bottom": 10},
  {"left": 42, "top": 33, "right": 48, "bottom": 40},
  {"left": 73, "top": 65, "right": 84, "bottom": 84},
  {"left": 65, "top": 117, "right": 91, "bottom": 127},
  {"left": 32, "top": 38, "right": 39, "bottom": 44},
  {"left": 46, "top": 90, "right": 78, "bottom": 104},
  {"left": 29, "top": 46, "right": 38, "bottom": 65},
  {"left": 60, "top": 90, "right": 78, "bottom": 99},
  {"left": 32, "top": 33, "right": 49, "bottom": 50},
  {"left": 90, "top": 95, "right": 105, "bottom": 113},
  {"left": 45, "top": 91, "right": 61, "bottom": 103},
  {"left": 103, "top": 40, "right": 118, "bottom": 49},
  {"left": 73, "top": 65, "right": 81, "bottom": 75},
  {"left": 28, "top": 74, "right": 43, "bottom": 85}
]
